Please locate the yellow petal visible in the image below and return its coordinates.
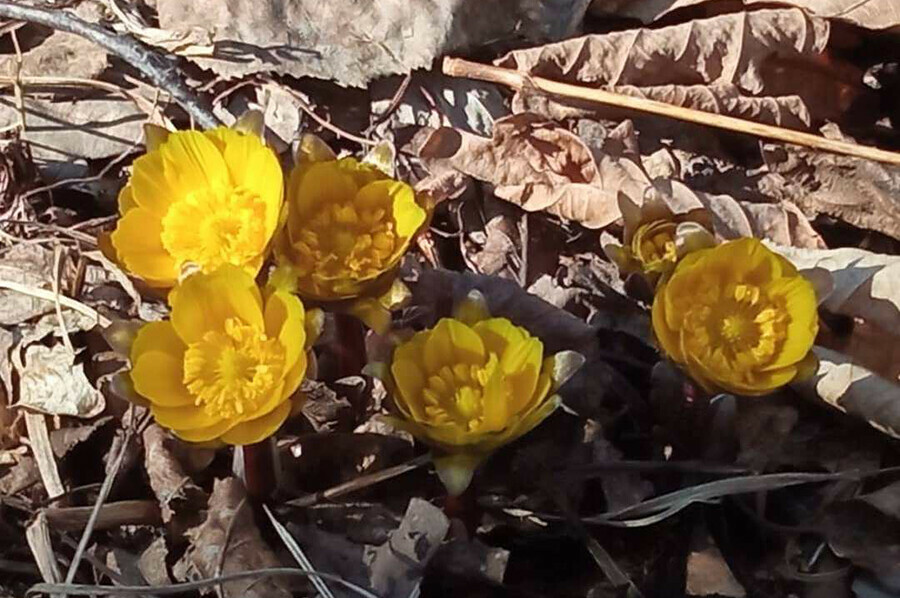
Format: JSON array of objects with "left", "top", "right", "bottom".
[
  {"left": 131, "top": 352, "right": 193, "bottom": 407},
  {"left": 172, "top": 419, "right": 235, "bottom": 443},
  {"left": 473, "top": 317, "right": 527, "bottom": 356},
  {"left": 264, "top": 291, "right": 306, "bottom": 373},
  {"left": 110, "top": 207, "right": 178, "bottom": 286},
  {"left": 388, "top": 181, "right": 426, "bottom": 239},
  {"left": 288, "top": 160, "right": 358, "bottom": 217},
  {"left": 763, "top": 276, "right": 818, "bottom": 370},
  {"left": 118, "top": 185, "right": 137, "bottom": 216},
  {"left": 157, "top": 130, "right": 229, "bottom": 196},
  {"left": 500, "top": 337, "right": 543, "bottom": 411},
  {"left": 480, "top": 369, "right": 510, "bottom": 433},
  {"left": 129, "top": 151, "right": 177, "bottom": 217},
  {"left": 220, "top": 400, "right": 292, "bottom": 446},
  {"left": 152, "top": 404, "right": 221, "bottom": 430},
  {"left": 169, "top": 266, "right": 264, "bottom": 344},
  {"left": 220, "top": 129, "right": 283, "bottom": 237},
  {"left": 424, "top": 319, "right": 485, "bottom": 372},
  {"left": 391, "top": 358, "right": 427, "bottom": 421},
  {"left": 280, "top": 353, "right": 308, "bottom": 402},
  {"left": 347, "top": 297, "right": 392, "bottom": 334},
  {"left": 131, "top": 321, "right": 184, "bottom": 362}
]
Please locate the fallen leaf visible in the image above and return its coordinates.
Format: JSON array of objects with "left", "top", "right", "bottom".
[
  {"left": 591, "top": 0, "right": 900, "bottom": 30},
  {"left": 365, "top": 498, "right": 449, "bottom": 595},
  {"left": 496, "top": 9, "right": 855, "bottom": 123},
  {"left": 686, "top": 530, "right": 746, "bottom": 597},
  {"left": 15, "top": 344, "right": 104, "bottom": 418},
  {"left": 0, "top": 96, "right": 145, "bottom": 181},
  {"left": 415, "top": 113, "right": 649, "bottom": 229},
  {"left": 0, "top": 3, "right": 108, "bottom": 79},
  {"left": 793, "top": 346, "right": 900, "bottom": 440},
  {"left": 179, "top": 478, "right": 290, "bottom": 598},
  {"left": 823, "top": 480, "right": 900, "bottom": 591},
  {"left": 142, "top": 424, "right": 208, "bottom": 526},
  {"left": 772, "top": 244, "right": 900, "bottom": 336},
  {"left": 156, "top": 0, "right": 591, "bottom": 87},
  {"left": 48, "top": 415, "right": 113, "bottom": 459},
  {"left": 761, "top": 134, "right": 900, "bottom": 242}
]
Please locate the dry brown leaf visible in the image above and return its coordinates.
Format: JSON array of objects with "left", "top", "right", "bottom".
[
  {"left": 0, "top": 3, "right": 108, "bottom": 79},
  {"left": 15, "top": 344, "right": 104, "bottom": 418},
  {"left": 772, "top": 244, "right": 900, "bottom": 336},
  {"left": 761, "top": 135, "right": 900, "bottom": 241},
  {"left": 793, "top": 346, "right": 900, "bottom": 440},
  {"left": 365, "top": 498, "right": 449, "bottom": 595},
  {"left": 415, "top": 113, "right": 650, "bottom": 229},
  {"left": 496, "top": 9, "right": 852, "bottom": 123},
  {"left": 179, "top": 477, "right": 291, "bottom": 598},
  {"left": 0, "top": 244, "right": 57, "bottom": 326},
  {"left": 156, "top": 0, "right": 591, "bottom": 87},
  {"left": 142, "top": 424, "right": 207, "bottom": 526},
  {"left": 0, "top": 96, "right": 145, "bottom": 180},
  {"left": 590, "top": 0, "right": 900, "bottom": 30}
]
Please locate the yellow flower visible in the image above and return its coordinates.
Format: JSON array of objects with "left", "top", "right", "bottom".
[
  {"left": 652, "top": 238, "right": 818, "bottom": 396},
  {"left": 110, "top": 117, "right": 283, "bottom": 287},
  {"left": 379, "top": 291, "right": 583, "bottom": 495},
  {"left": 603, "top": 192, "right": 714, "bottom": 284},
  {"left": 128, "top": 266, "right": 320, "bottom": 445},
  {"left": 274, "top": 136, "right": 428, "bottom": 331}
]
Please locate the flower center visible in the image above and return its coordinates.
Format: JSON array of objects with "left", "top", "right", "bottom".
[
  {"left": 289, "top": 200, "right": 399, "bottom": 293},
  {"left": 420, "top": 354, "right": 500, "bottom": 432},
  {"left": 683, "top": 283, "right": 789, "bottom": 371},
  {"left": 161, "top": 186, "right": 268, "bottom": 274},
  {"left": 183, "top": 318, "right": 285, "bottom": 419},
  {"left": 632, "top": 221, "right": 678, "bottom": 272}
]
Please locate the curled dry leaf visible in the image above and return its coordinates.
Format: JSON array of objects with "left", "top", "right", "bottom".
[
  {"left": 761, "top": 134, "right": 900, "bottom": 242},
  {"left": 772, "top": 244, "right": 900, "bottom": 335},
  {"left": 496, "top": 9, "right": 855, "bottom": 123},
  {"left": 415, "top": 113, "right": 650, "bottom": 229},
  {"left": 142, "top": 424, "right": 208, "bottom": 526},
  {"left": 591, "top": 0, "right": 900, "bottom": 31},
  {"left": 15, "top": 344, "right": 104, "bottom": 418},
  {"left": 180, "top": 477, "right": 291, "bottom": 598},
  {"left": 156, "top": 0, "right": 590, "bottom": 87},
  {"left": 793, "top": 346, "right": 900, "bottom": 440}
]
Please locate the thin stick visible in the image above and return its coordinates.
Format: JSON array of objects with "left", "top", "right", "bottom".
[
  {"left": 0, "top": 2, "right": 219, "bottom": 129},
  {"left": 442, "top": 57, "right": 900, "bottom": 167},
  {"left": 62, "top": 429, "right": 132, "bottom": 588},
  {"left": 285, "top": 453, "right": 430, "bottom": 508},
  {"left": 28, "top": 567, "right": 380, "bottom": 598},
  {"left": 0, "top": 279, "right": 111, "bottom": 327}
]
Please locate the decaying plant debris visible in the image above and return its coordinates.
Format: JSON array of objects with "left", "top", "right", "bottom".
[{"left": 2, "top": 1, "right": 900, "bottom": 597}]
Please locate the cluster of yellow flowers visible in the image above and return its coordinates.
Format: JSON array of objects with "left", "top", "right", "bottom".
[
  {"left": 108, "top": 117, "right": 429, "bottom": 446},
  {"left": 107, "top": 115, "right": 819, "bottom": 496},
  {"left": 605, "top": 197, "right": 819, "bottom": 397}
]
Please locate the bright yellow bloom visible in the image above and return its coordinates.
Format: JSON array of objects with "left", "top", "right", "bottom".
[
  {"left": 380, "top": 292, "right": 583, "bottom": 495},
  {"left": 128, "top": 266, "right": 319, "bottom": 445},
  {"left": 110, "top": 122, "right": 283, "bottom": 287},
  {"left": 274, "top": 137, "right": 428, "bottom": 330},
  {"left": 652, "top": 238, "right": 818, "bottom": 396}
]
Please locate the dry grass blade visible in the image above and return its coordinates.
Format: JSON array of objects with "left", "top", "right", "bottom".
[
  {"left": 27, "top": 568, "right": 381, "bottom": 598},
  {"left": 442, "top": 57, "right": 900, "bottom": 167},
  {"left": 580, "top": 471, "right": 856, "bottom": 527},
  {"left": 261, "top": 504, "right": 336, "bottom": 598}
]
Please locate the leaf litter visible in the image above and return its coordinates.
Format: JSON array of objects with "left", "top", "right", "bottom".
[{"left": 1, "top": 1, "right": 900, "bottom": 597}]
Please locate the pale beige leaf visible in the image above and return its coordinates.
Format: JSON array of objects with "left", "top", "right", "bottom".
[
  {"left": 590, "top": 0, "right": 900, "bottom": 30},
  {"left": 496, "top": 9, "right": 844, "bottom": 122},
  {"left": 761, "top": 136, "right": 900, "bottom": 241},
  {"left": 180, "top": 478, "right": 290, "bottom": 598},
  {"left": 15, "top": 344, "right": 105, "bottom": 418},
  {"left": 416, "top": 113, "right": 650, "bottom": 228},
  {"left": 793, "top": 347, "right": 900, "bottom": 440},
  {"left": 772, "top": 244, "right": 900, "bottom": 333},
  {"left": 156, "top": 0, "right": 590, "bottom": 87}
]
